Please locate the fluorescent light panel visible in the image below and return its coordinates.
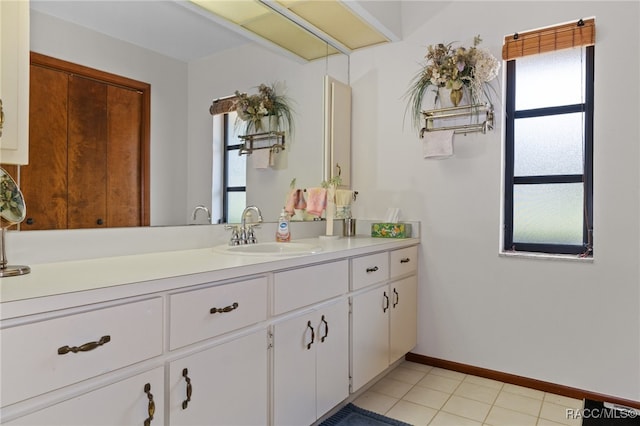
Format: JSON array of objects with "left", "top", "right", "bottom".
[{"left": 190, "top": 0, "right": 341, "bottom": 61}]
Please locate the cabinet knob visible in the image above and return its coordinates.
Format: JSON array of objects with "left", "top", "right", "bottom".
[
  {"left": 366, "top": 266, "right": 379, "bottom": 273},
  {"left": 96, "top": 218, "right": 104, "bottom": 225},
  {"left": 400, "top": 258, "right": 411, "bottom": 264},
  {"left": 26, "top": 217, "right": 34, "bottom": 225}
]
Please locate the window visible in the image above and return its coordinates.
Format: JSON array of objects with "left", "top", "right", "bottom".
[
  {"left": 503, "top": 19, "right": 595, "bottom": 256},
  {"left": 222, "top": 111, "right": 246, "bottom": 224}
]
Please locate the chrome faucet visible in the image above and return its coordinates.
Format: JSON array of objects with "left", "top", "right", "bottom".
[
  {"left": 192, "top": 205, "right": 211, "bottom": 223},
  {"left": 240, "top": 205, "right": 263, "bottom": 244}
]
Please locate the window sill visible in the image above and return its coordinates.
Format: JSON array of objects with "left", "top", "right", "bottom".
[{"left": 499, "top": 250, "right": 594, "bottom": 263}]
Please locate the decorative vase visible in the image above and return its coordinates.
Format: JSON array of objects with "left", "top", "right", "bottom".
[{"left": 438, "top": 87, "right": 467, "bottom": 108}]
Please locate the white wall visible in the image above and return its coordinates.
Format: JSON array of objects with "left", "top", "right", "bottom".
[
  {"left": 187, "top": 46, "right": 349, "bottom": 223},
  {"left": 30, "top": 10, "right": 189, "bottom": 226},
  {"left": 349, "top": 1, "right": 639, "bottom": 400}
]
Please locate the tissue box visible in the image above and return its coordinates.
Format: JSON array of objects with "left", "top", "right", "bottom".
[{"left": 371, "top": 223, "right": 412, "bottom": 238}]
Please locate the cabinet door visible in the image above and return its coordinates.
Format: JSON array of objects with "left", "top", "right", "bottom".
[
  {"left": 272, "top": 311, "right": 318, "bottom": 426},
  {"left": 20, "top": 64, "right": 69, "bottom": 230},
  {"left": 0, "top": 0, "right": 29, "bottom": 165},
  {"left": 5, "top": 367, "right": 164, "bottom": 426},
  {"left": 67, "top": 74, "right": 108, "bottom": 228},
  {"left": 315, "top": 299, "right": 349, "bottom": 419},
  {"left": 390, "top": 275, "right": 418, "bottom": 363},
  {"left": 169, "top": 330, "right": 268, "bottom": 426},
  {"left": 351, "top": 284, "right": 390, "bottom": 392}
]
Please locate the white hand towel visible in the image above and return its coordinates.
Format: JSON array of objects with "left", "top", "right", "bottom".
[
  {"left": 423, "top": 130, "right": 454, "bottom": 159},
  {"left": 252, "top": 149, "right": 271, "bottom": 169}
]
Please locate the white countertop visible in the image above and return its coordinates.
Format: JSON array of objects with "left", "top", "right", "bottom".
[{"left": 0, "top": 236, "right": 419, "bottom": 320}]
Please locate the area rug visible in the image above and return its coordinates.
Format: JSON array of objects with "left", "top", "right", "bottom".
[
  {"left": 581, "top": 399, "right": 640, "bottom": 425},
  {"left": 319, "top": 403, "right": 412, "bottom": 426}
]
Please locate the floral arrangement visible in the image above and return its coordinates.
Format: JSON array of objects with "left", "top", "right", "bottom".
[
  {"left": 233, "top": 82, "right": 294, "bottom": 135},
  {"left": 0, "top": 168, "right": 25, "bottom": 225},
  {"left": 405, "top": 35, "right": 500, "bottom": 131}
]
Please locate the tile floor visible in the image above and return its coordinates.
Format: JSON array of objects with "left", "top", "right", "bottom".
[{"left": 351, "top": 361, "right": 584, "bottom": 426}]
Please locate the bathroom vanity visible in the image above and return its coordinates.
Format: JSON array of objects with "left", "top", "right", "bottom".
[{"left": 0, "top": 236, "right": 419, "bottom": 425}]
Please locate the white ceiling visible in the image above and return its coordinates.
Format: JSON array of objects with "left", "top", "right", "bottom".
[{"left": 30, "top": 1, "right": 253, "bottom": 62}]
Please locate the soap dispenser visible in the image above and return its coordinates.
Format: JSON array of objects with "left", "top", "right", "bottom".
[{"left": 276, "top": 208, "right": 291, "bottom": 242}]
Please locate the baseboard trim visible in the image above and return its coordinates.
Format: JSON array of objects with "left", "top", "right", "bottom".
[{"left": 405, "top": 353, "right": 640, "bottom": 409}]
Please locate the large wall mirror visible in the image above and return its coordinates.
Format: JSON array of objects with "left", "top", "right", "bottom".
[{"left": 22, "top": 0, "right": 350, "bottom": 228}]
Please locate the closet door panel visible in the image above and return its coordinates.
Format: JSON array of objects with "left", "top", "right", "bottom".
[
  {"left": 21, "top": 65, "right": 68, "bottom": 230},
  {"left": 67, "top": 75, "right": 107, "bottom": 228},
  {"left": 107, "top": 85, "right": 142, "bottom": 227}
]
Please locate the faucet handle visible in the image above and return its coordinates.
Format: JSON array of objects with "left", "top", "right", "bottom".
[
  {"left": 246, "top": 224, "right": 259, "bottom": 244},
  {"left": 225, "top": 225, "right": 241, "bottom": 245}
]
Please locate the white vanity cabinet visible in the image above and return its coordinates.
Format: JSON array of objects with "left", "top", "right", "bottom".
[
  {"left": 272, "top": 260, "right": 349, "bottom": 425},
  {"left": 168, "top": 330, "right": 268, "bottom": 426},
  {"left": 1, "top": 237, "right": 419, "bottom": 425},
  {"left": 5, "top": 367, "right": 165, "bottom": 426},
  {"left": 272, "top": 299, "right": 349, "bottom": 426},
  {"left": 0, "top": 0, "right": 30, "bottom": 165},
  {"left": 351, "top": 245, "right": 419, "bottom": 392}
]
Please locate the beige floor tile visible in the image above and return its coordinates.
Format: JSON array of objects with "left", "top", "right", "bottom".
[
  {"left": 536, "top": 419, "right": 573, "bottom": 426},
  {"left": 429, "top": 367, "right": 467, "bottom": 381},
  {"left": 402, "top": 386, "right": 451, "bottom": 410},
  {"left": 543, "top": 393, "right": 583, "bottom": 409},
  {"left": 463, "top": 374, "right": 505, "bottom": 390},
  {"left": 454, "top": 381, "right": 501, "bottom": 404},
  {"left": 371, "top": 377, "right": 414, "bottom": 399},
  {"left": 401, "top": 361, "right": 434, "bottom": 374},
  {"left": 494, "top": 391, "right": 542, "bottom": 416},
  {"left": 385, "top": 400, "right": 437, "bottom": 425},
  {"left": 417, "top": 372, "right": 462, "bottom": 394},
  {"left": 501, "top": 383, "right": 545, "bottom": 400},
  {"left": 539, "top": 401, "right": 582, "bottom": 426},
  {"left": 352, "top": 390, "right": 398, "bottom": 415},
  {"left": 441, "top": 395, "right": 492, "bottom": 422},
  {"left": 387, "top": 365, "right": 428, "bottom": 385},
  {"left": 429, "top": 411, "right": 483, "bottom": 426},
  {"left": 484, "top": 405, "right": 538, "bottom": 426}
]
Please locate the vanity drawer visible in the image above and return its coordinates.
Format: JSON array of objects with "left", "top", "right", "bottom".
[
  {"left": 390, "top": 246, "right": 418, "bottom": 279},
  {"left": 0, "top": 297, "right": 163, "bottom": 407},
  {"left": 351, "top": 252, "right": 389, "bottom": 291},
  {"left": 273, "top": 260, "right": 348, "bottom": 315},
  {"left": 169, "top": 276, "right": 268, "bottom": 350}
]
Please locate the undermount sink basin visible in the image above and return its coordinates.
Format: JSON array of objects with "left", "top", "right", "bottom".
[{"left": 214, "top": 242, "right": 323, "bottom": 256}]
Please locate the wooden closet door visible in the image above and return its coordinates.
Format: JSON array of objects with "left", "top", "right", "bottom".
[
  {"left": 20, "top": 65, "right": 69, "bottom": 230},
  {"left": 67, "top": 75, "right": 107, "bottom": 228},
  {"left": 107, "top": 85, "right": 143, "bottom": 227}
]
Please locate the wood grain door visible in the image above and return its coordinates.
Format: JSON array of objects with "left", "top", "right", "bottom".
[
  {"left": 7, "top": 53, "right": 150, "bottom": 230},
  {"left": 67, "top": 74, "right": 108, "bottom": 228},
  {"left": 21, "top": 65, "right": 69, "bottom": 230}
]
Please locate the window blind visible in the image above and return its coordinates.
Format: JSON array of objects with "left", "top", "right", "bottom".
[
  {"left": 209, "top": 96, "right": 237, "bottom": 116},
  {"left": 502, "top": 18, "right": 595, "bottom": 60}
]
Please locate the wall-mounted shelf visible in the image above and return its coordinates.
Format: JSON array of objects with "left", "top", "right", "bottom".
[
  {"left": 238, "top": 131, "right": 285, "bottom": 155},
  {"left": 420, "top": 103, "right": 494, "bottom": 138}
]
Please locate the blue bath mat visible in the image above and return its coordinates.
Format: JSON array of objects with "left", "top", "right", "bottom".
[{"left": 319, "top": 403, "right": 412, "bottom": 426}]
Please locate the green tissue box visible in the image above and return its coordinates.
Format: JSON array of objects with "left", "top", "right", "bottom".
[{"left": 371, "top": 223, "right": 412, "bottom": 238}]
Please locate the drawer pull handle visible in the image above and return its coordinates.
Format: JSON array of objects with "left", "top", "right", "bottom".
[
  {"left": 210, "top": 302, "right": 239, "bottom": 314},
  {"left": 144, "top": 383, "right": 155, "bottom": 426},
  {"left": 306, "top": 320, "right": 315, "bottom": 350},
  {"left": 182, "top": 368, "right": 193, "bottom": 410},
  {"left": 383, "top": 291, "right": 390, "bottom": 313},
  {"left": 366, "top": 266, "right": 379, "bottom": 273},
  {"left": 320, "top": 315, "right": 329, "bottom": 342},
  {"left": 393, "top": 288, "right": 399, "bottom": 308},
  {"left": 57, "top": 335, "right": 111, "bottom": 355},
  {"left": 400, "top": 258, "right": 411, "bottom": 264}
]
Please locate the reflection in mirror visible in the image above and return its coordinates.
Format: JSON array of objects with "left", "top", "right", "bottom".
[{"left": 23, "top": 1, "right": 349, "bottom": 229}]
